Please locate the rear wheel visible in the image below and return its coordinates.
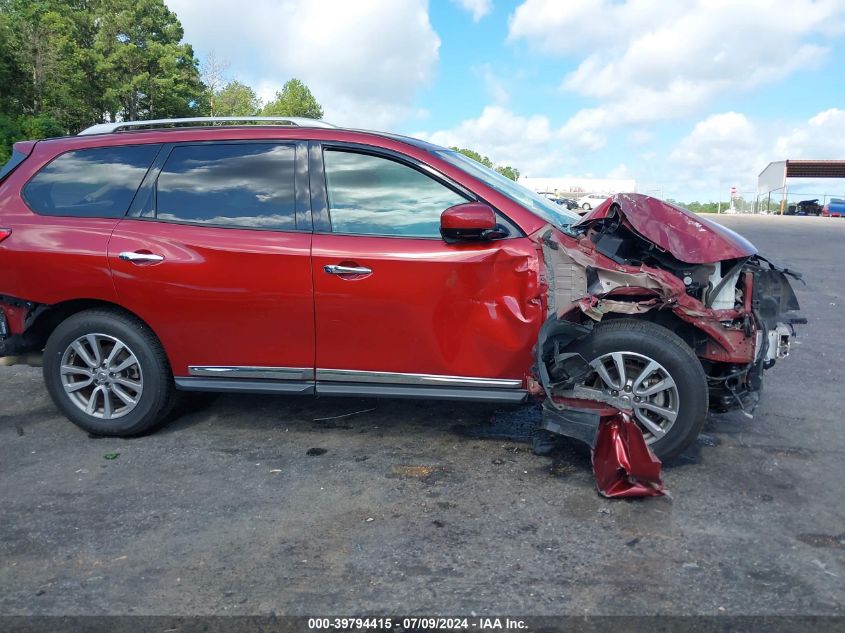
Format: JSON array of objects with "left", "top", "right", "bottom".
[
  {"left": 582, "top": 203, "right": 592, "bottom": 210},
  {"left": 43, "top": 309, "right": 175, "bottom": 436},
  {"left": 565, "top": 318, "right": 708, "bottom": 462}
]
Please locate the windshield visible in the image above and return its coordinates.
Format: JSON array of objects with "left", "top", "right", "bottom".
[{"left": 435, "top": 150, "right": 580, "bottom": 232}]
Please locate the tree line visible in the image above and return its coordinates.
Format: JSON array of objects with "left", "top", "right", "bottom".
[
  {"left": 450, "top": 147, "right": 520, "bottom": 181},
  {"left": 0, "top": 0, "right": 322, "bottom": 163},
  {"left": 666, "top": 199, "right": 732, "bottom": 214},
  {"left": 0, "top": 0, "right": 519, "bottom": 180}
]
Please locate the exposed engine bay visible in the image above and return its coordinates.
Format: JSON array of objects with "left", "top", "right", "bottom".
[{"left": 532, "top": 193, "right": 805, "bottom": 448}]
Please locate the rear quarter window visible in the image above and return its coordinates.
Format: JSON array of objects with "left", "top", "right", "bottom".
[
  {"left": 23, "top": 145, "right": 160, "bottom": 218},
  {"left": 0, "top": 149, "right": 28, "bottom": 183}
]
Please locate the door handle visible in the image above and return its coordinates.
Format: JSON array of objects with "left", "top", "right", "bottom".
[
  {"left": 323, "top": 264, "right": 372, "bottom": 275},
  {"left": 118, "top": 251, "right": 165, "bottom": 264}
]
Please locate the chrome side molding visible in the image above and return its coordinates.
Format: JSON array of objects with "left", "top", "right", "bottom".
[
  {"left": 188, "top": 366, "right": 314, "bottom": 381},
  {"left": 186, "top": 366, "right": 523, "bottom": 390},
  {"left": 316, "top": 382, "right": 527, "bottom": 403},
  {"left": 315, "top": 369, "right": 523, "bottom": 389},
  {"left": 176, "top": 378, "right": 314, "bottom": 395}
]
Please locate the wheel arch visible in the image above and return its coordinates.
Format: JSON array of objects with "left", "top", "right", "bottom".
[
  {"left": 599, "top": 310, "right": 709, "bottom": 355},
  {"left": 553, "top": 306, "right": 711, "bottom": 358},
  {"left": 23, "top": 299, "right": 162, "bottom": 354}
]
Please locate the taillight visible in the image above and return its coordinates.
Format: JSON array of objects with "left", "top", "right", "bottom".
[{"left": 0, "top": 228, "right": 10, "bottom": 242}]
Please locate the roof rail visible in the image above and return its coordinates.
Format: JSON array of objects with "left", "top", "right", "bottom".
[{"left": 78, "top": 116, "right": 336, "bottom": 135}]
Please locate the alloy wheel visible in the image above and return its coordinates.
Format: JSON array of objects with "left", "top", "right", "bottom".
[
  {"left": 589, "top": 351, "right": 680, "bottom": 443},
  {"left": 59, "top": 333, "right": 144, "bottom": 420}
]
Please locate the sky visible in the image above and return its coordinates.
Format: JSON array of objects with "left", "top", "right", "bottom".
[{"left": 167, "top": 0, "right": 845, "bottom": 202}]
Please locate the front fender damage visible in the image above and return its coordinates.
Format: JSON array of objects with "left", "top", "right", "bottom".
[{"left": 530, "top": 197, "right": 803, "bottom": 493}]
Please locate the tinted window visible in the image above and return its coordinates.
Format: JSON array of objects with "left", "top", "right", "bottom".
[
  {"left": 436, "top": 149, "right": 579, "bottom": 231},
  {"left": 156, "top": 143, "right": 296, "bottom": 230},
  {"left": 0, "top": 149, "right": 28, "bottom": 183},
  {"left": 24, "top": 145, "right": 159, "bottom": 217},
  {"left": 324, "top": 150, "right": 466, "bottom": 237}
]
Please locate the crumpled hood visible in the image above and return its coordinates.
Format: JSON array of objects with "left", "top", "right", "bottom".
[{"left": 575, "top": 193, "right": 757, "bottom": 264}]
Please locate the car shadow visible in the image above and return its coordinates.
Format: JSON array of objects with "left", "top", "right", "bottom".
[
  {"left": 155, "top": 391, "right": 500, "bottom": 439},
  {"left": 151, "top": 394, "right": 754, "bottom": 474}
]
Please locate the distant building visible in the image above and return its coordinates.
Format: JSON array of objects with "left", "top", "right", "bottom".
[
  {"left": 518, "top": 177, "right": 638, "bottom": 196},
  {"left": 757, "top": 160, "right": 845, "bottom": 214}
]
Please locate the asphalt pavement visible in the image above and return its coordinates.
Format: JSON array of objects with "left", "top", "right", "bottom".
[{"left": 0, "top": 215, "right": 842, "bottom": 617}]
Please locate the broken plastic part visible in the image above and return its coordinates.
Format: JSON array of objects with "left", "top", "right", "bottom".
[
  {"left": 541, "top": 401, "right": 602, "bottom": 446},
  {"left": 592, "top": 413, "right": 665, "bottom": 498}
]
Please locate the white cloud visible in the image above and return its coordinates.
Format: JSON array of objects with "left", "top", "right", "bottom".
[
  {"left": 478, "top": 64, "right": 509, "bottom": 104},
  {"left": 667, "top": 108, "right": 845, "bottom": 198},
  {"left": 451, "top": 0, "right": 493, "bottom": 22},
  {"left": 607, "top": 164, "right": 632, "bottom": 179},
  {"left": 508, "top": 0, "right": 844, "bottom": 135},
  {"left": 169, "top": 0, "right": 440, "bottom": 129},
  {"left": 774, "top": 108, "right": 845, "bottom": 159},
  {"left": 669, "top": 112, "right": 762, "bottom": 187},
  {"left": 627, "top": 129, "right": 654, "bottom": 146},
  {"left": 416, "top": 105, "right": 565, "bottom": 175},
  {"left": 419, "top": 106, "right": 845, "bottom": 200}
]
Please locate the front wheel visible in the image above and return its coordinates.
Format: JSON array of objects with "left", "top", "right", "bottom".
[
  {"left": 565, "top": 318, "right": 709, "bottom": 462},
  {"left": 582, "top": 203, "right": 592, "bottom": 210},
  {"left": 43, "top": 309, "right": 175, "bottom": 436}
]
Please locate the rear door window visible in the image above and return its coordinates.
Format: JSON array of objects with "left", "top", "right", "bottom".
[
  {"left": 23, "top": 145, "right": 160, "bottom": 217},
  {"left": 154, "top": 143, "right": 296, "bottom": 230}
]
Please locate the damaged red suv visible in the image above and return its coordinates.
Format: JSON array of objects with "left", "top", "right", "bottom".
[{"left": 0, "top": 118, "right": 803, "bottom": 460}]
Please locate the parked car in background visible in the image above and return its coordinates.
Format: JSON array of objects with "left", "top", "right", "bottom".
[
  {"left": 559, "top": 197, "right": 580, "bottom": 211},
  {"left": 577, "top": 193, "right": 610, "bottom": 210},
  {"left": 539, "top": 192, "right": 580, "bottom": 211},
  {"left": 787, "top": 199, "right": 823, "bottom": 216},
  {"left": 822, "top": 198, "right": 845, "bottom": 217},
  {"left": 0, "top": 117, "right": 802, "bottom": 462}
]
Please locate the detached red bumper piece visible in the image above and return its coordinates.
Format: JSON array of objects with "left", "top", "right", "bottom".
[{"left": 592, "top": 413, "right": 665, "bottom": 498}]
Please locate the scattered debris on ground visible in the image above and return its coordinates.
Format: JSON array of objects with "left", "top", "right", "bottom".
[
  {"left": 391, "top": 465, "right": 436, "bottom": 478},
  {"left": 461, "top": 405, "right": 666, "bottom": 498},
  {"left": 592, "top": 414, "right": 664, "bottom": 498},
  {"left": 313, "top": 407, "right": 376, "bottom": 427}
]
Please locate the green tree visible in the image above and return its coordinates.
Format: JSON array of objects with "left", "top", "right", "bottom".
[
  {"left": 0, "top": 115, "right": 21, "bottom": 164},
  {"left": 93, "top": 0, "right": 204, "bottom": 121},
  {"left": 452, "top": 146, "right": 494, "bottom": 168},
  {"left": 496, "top": 165, "right": 520, "bottom": 181},
  {"left": 0, "top": 0, "right": 100, "bottom": 130},
  {"left": 260, "top": 78, "right": 323, "bottom": 118},
  {"left": 667, "top": 199, "right": 728, "bottom": 214},
  {"left": 214, "top": 81, "right": 261, "bottom": 116},
  {"left": 450, "top": 146, "right": 520, "bottom": 181},
  {"left": 200, "top": 50, "right": 229, "bottom": 116},
  {"left": 0, "top": 6, "right": 26, "bottom": 115}
]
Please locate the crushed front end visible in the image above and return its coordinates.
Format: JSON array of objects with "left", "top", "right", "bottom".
[{"left": 531, "top": 194, "right": 805, "bottom": 452}]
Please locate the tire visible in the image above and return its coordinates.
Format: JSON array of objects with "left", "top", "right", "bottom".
[
  {"left": 565, "top": 318, "right": 708, "bottom": 462},
  {"left": 43, "top": 308, "right": 175, "bottom": 436},
  {"left": 582, "top": 203, "right": 591, "bottom": 210}
]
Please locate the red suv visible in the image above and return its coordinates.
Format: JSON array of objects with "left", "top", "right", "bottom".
[{"left": 0, "top": 118, "right": 803, "bottom": 460}]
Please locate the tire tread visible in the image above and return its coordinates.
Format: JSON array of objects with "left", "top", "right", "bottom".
[{"left": 43, "top": 307, "right": 175, "bottom": 436}]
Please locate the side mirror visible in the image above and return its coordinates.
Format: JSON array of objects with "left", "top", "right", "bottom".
[{"left": 440, "top": 202, "right": 505, "bottom": 243}]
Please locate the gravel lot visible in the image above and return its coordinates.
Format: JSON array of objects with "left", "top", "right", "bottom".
[{"left": 0, "top": 215, "right": 843, "bottom": 617}]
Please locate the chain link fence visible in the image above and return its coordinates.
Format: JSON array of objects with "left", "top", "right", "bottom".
[{"left": 754, "top": 190, "right": 845, "bottom": 215}]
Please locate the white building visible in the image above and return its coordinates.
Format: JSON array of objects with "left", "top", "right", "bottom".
[{"left": 518, "top": 177, "right": 637, "bottom": 196}]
